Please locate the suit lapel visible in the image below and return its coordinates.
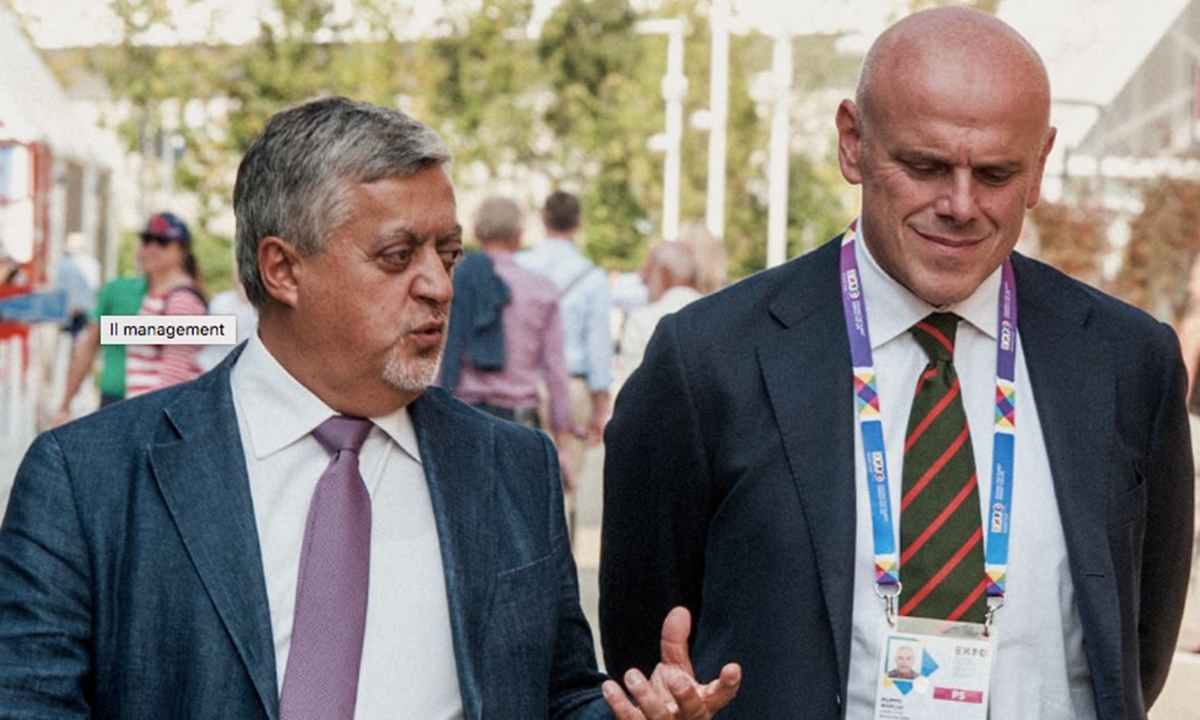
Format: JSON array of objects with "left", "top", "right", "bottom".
[
  {"left": 757, "top": 241, "right": 858, "bottom": 690},
  {"left": 755, "top": 248, "right": 1125, "bottom": 705},
  {"left": 409, "top": 390, "right": 498, "bottom": 720},
  {"left": 147, "top": 355, "right": 279, "bottom": 719},
  {"left": 1012, "top": 255, "right": 1124, "bottom": 699}
]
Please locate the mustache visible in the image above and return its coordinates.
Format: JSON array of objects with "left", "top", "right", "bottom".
[{"left": 404, "top": 305, "right": 449, "bottom": 331}]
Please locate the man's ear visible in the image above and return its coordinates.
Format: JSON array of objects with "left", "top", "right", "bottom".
[
  {"left": 1025, "top": 125, "right": 1058, "bottom": 209},
  {"left": 257, "top": 236, "right": 301, "bottom": 308},
  {"left": 836, "top": 99, "right": 865, "bottom": 186}
]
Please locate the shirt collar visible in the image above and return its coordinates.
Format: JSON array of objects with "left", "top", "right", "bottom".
[
  {"left": 231, "top": 333, "right": 422, "bottom": 463},
  {"left": 856, "top": 226, "right": 1002, "bottom": 350}
]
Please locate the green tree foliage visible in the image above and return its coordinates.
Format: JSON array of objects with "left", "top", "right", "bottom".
[
  {"left": 422, "top": 0, "right": 543, "bottom": 177},
  {"left": 88, "top": 0, "right": 420, "bottom": 291},
  {"left": 41, "top": 0, "right": 864, "bottom": 282},
  {"left": 536, "top": 0, "right": 655, "bottom": 269},
  {"left": 906, "top": 0, "right": 999, "bottom": 14}
]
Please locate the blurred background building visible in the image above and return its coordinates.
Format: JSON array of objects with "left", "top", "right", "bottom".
[{"left": 0, "top": 2, "right": 120, "bottom": 488}]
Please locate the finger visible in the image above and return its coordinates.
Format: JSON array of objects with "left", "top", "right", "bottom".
[
  {"left": 659, "top": 606, "right": 694, "bottom": 670},
  {"left": 660, "top": 666, "right": 709, "bottom": 719},
  {"left": 602, "top": 679, "right": 645, "bottom": 720},
  {"left": 625, "top": 668, "right": 675, "bottom": 718},
  {"left": 697, "top": 663, "right": 743, "bottom": 711}
]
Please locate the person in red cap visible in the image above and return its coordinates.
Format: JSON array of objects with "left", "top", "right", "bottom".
[
  {"left": 123, "top": 211, "right": 207, "bottom": 398},
  {"left": 53, "top": 212, "right": 206, "bottom": 423}
]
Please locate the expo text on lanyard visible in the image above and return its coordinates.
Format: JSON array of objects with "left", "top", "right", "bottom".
[{"left": 838, "top": 219, "right": 1016, "bottom": 634}]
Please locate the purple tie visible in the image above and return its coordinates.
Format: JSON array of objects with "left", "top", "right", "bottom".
[{"left": 279, "top": 415, "right": 374, "bottom": 720}]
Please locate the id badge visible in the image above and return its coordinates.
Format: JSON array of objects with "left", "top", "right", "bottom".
[{"left": 872, "top": 616, "right": 994, "bottom": 720}]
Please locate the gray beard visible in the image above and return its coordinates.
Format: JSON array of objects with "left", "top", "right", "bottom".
[{"left": 382, "top": 345, "right": 443, "bottom": 394}]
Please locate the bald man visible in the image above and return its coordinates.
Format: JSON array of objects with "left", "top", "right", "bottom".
[{"left": 601, "top": 7, "right": 1192, "bottom": 720}]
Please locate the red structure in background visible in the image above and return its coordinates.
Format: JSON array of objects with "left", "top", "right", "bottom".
[{"left": 0, "top": 138, "right": 53, "bottom": 370}]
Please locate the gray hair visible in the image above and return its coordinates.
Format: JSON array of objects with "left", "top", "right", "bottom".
[
  {"left": 234, "top": 96, "right": 453, "bottom": 308},
  {"left": 648, "top": 240, "right": 697, "bottom": 285},
  {"left": 473, "top": 195, "right": 524, "bottom": 245}
]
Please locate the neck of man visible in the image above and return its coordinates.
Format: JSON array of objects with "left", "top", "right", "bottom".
[{"left": 256, "top": 307, "right": 423, "bottom": 418}]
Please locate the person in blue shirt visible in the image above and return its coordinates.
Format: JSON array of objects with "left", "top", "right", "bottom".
[{"left": 517, "top": 191, "right": 614, "bottom": 498}]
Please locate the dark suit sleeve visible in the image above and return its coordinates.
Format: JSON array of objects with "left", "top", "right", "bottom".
[
  {"left": 538, "top": 433, "right": 615, "bottom": 720},
  {"left": 1138, "top": 323, "right": 1194, "bottom": 706},
  {"left": 0, "top": 432, "right": 93, "bottom": 717},
  {"left": 601, "top": 312, "right": 712, "bottom": 678}
]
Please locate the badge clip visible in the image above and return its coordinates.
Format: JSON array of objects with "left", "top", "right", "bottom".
[
  {"left": 875, "top": 582, "right": 903, "bottom": 627},
  {"left": 983, "top": 596, "right": 1005, "bottom": 637}
]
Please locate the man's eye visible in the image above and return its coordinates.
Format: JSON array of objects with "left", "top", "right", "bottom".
[
  {"left": 977, "top": 169, "right": 1016, "bottom": 185},
  {"left": 905, "top": 162, "right": 942, "bottom": 177},
  {"left": 440, "top": 248, "right": 464, "bottom": 268},
  {"left": 381, "top": 248, "right": 413, "bottom": 265}
]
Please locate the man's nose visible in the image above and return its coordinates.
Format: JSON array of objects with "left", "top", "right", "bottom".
[
  {"left": 934, "top": 171, "right": 979, "bottom": 223},
  {"left": 412, "top": 248, "right": 453, "bottom": 305}
]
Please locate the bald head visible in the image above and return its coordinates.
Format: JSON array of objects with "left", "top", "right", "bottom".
[
  {"left": 857, "top": 7, "right": 1050, "bottom": 137},
  {"left": 834, "top": 6, "right": 1057, "bottom": 307}
]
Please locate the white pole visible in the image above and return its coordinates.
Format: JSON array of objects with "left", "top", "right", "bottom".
[
  {"left": 636, "top": 19, "right": 688, "bottom": 242},
  {"left": 705, "top": 0, "right": 730, "bottom": 241},
  {"left": 661, "top": 23, "right": 687, "bottom": 241},
  {"left": 766, "top": 30, "right": 792, "bottom": 268}
]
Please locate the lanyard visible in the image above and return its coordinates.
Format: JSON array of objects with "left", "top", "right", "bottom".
[{"left": 838, "top": 220, "right": 1017, "bottom": 626}]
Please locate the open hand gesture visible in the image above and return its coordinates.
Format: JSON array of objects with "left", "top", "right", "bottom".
[{"left": 602, "top": 606, "right": 741, "bottom": 720}]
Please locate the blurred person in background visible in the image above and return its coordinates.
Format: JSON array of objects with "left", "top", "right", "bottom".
[
  {"left": 518, "top": 191, "right": 613, "bottom": 452},
  {"left": 53, "top": 212, "right": 204, "bottom": 423},
  {"left": 518, "top": 191, "right": 613, "bottom": 537},
  {"left": 619, "top": 240, "right": 701, "bottom": 380},
  {"left": 438, "top": 194, "right": 579, "bottom": 490},
  {"left": 678, "top": 221, "right": 728, "bottom": 297},
  {"left": 53, "top": 232, "right": 101, "bottom": 342},
  {"left": 609, "top": 268, "right": 648, "bottom": 359},
  {"left": 121, "top": 212, "right": 207, "bottom": 398},
  {"left": 196, "top": 270, "right": 258, "bottom": 372}
]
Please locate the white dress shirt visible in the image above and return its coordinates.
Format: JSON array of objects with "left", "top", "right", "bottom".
[
  {"left": 844, "top": 237, "right": 1096, "bottom": 719},
  {"left": 230, "top": 335, "right": 464, "bottom": 719}
]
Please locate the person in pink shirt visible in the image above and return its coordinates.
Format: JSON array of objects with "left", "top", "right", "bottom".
[{"left": 439, "top": 195, "right": 580, "bottom": 490}]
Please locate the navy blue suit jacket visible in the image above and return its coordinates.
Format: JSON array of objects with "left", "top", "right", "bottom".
[
  {"left": 601, "top": 239, "right": 1193, "bottom": 719},
  {"left": 0, "top": 350, "right": 611, "bottom": 719}
]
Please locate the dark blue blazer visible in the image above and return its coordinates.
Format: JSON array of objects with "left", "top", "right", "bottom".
[
  {"left": 0, "top": 350, "right": 612, "bottom": 719},
  {"left": 601, "top": 239, "right": 1194, "bottom": 720}
]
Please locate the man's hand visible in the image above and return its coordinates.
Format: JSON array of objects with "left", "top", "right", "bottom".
[
  {"left": 49, "top": 407, "right": 73, "bottom": 429},
  {"left": 586, "top": 390, "right": 610, "bottom": 444},
  {"left": 602, "top": 606, "right": 741, "bottom": 720}
]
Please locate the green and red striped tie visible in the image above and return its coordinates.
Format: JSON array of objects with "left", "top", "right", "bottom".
[{"left": 899, "top": 312, "right": 987, "bottom": 623}]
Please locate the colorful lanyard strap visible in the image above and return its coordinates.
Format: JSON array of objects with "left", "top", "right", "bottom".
[{"left": 838, "top": 219, "right": 1017, "bottom": 628}]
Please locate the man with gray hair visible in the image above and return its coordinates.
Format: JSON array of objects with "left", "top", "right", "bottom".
[
  {"left": 619, "top": 240, "right": 701, "bottom": 379},
  {"left": 0, "top": 96, "right": 738, "bottom": 719},
  {"left": 438, "top": 195, "right": 579, "bottom": 489}
]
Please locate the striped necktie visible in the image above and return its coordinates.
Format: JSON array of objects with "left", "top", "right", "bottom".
[{"left": 899, "top": 313, "right": 987, "bottom": 622}]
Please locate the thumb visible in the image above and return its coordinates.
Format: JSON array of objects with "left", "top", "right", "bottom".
[{"left": 659, "top": 606, "right": 694, "bottom": 670}]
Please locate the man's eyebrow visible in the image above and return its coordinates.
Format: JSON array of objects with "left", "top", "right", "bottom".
[
  {"left": 892, "top": 148, "right": 1025, "bottom": 174},
  {"left": 889, "top": 149, "right": 950, "bottom": 168},
  {"left": 374, "top": 224, "right": 462, "bottom": 246},
  {"left": 975, "top": 160, "right": 1024, "bottom": 173},
  {"left": 438, "top": 224, "right": 464, "bottom": 242}
]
